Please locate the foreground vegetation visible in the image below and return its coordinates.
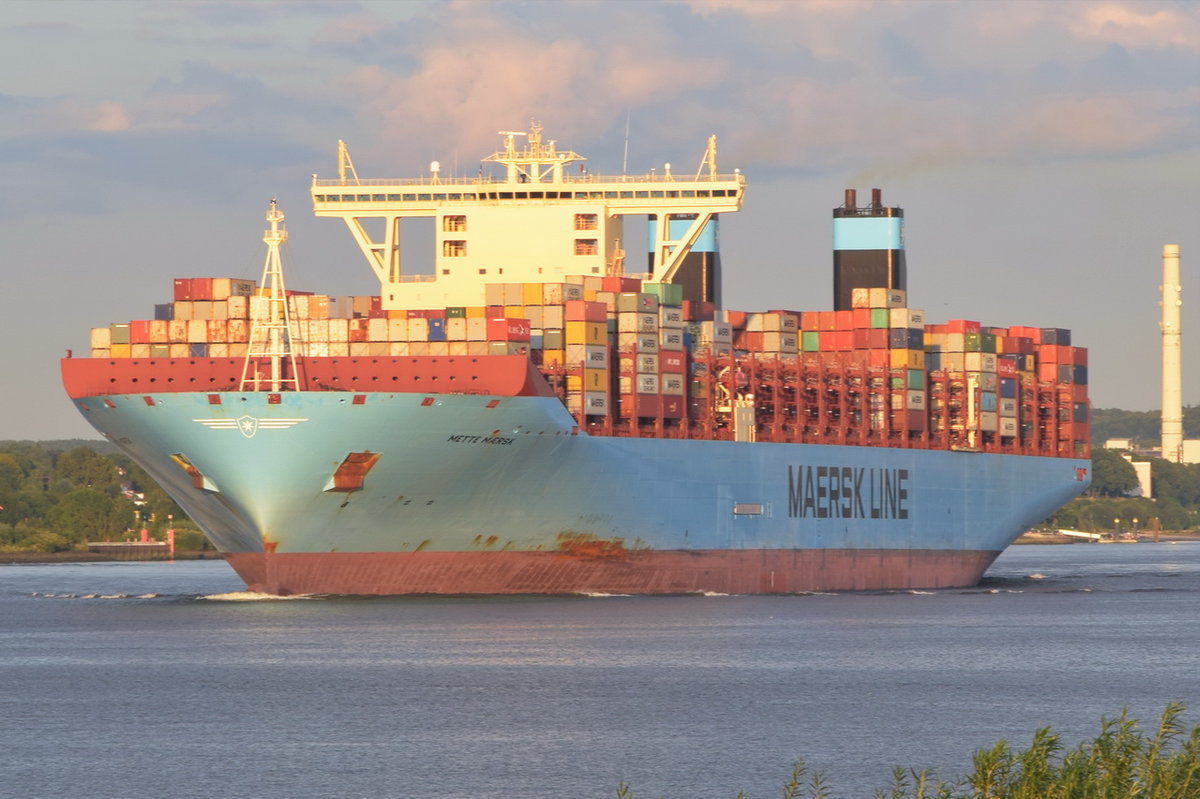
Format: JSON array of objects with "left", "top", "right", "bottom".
[{"left": 617, "top": 703, "right": 1200, "bottom": 798}]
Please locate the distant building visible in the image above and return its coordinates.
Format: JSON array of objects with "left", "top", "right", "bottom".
[
  {"left": 1122, "top": 454, "right": 1154, "bottom": 499},
  {"left": 1104, "top": 438, "right": 1133, "bottom": 450}
]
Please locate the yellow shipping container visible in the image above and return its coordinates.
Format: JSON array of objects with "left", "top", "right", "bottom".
[
  {"left": 522, "top": 283, "right": 543, "bottom": 305},
  {"left": 583, "top": 368, "right": 608, "bottom": 392},
  {"left": 540, "top": 349, "right": 566, "bottom": 367},
  {"left": 110, "top": 343, "right": 132, "bottom": 358},
  {"left": 889, "top": 348, "right": 925, "bottom": 370},
  {"left": 565, "top": 321, "right": 606, "bottom": 345}
]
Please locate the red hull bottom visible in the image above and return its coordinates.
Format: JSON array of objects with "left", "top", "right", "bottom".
[{"left": 223, "top": 549, "right": 1001, "bottom": 596}]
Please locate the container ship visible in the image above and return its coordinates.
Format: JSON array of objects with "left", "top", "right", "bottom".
[{"left": 61, "top": 124, "right": 1091, "bottom": 595}]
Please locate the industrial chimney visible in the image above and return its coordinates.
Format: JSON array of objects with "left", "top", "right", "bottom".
[{"left": 1161, "top": 244, "right": 1182, "bottom": 463}]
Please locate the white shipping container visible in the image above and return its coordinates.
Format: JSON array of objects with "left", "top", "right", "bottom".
[
  {"left": 999, "top": 417, "right": 1018, "bottom": 437},
  {"left": 584, "top": 392, "right": 609, "bottom": 414},
  {"left": 367, "top": 318, "right": 389, "bottom": 342},
  {"left": 90, "top": 327, "right": 111, "bottom": 349},
  {"left": 999, "top": 397, "right": 1019, "bottom": 417},
  {"left": 636, "top": 353, "right": 659, "bottom": 373},
  {"left": 659, "top": 328, "right": 684, "bottom": 351},
  {"left": 659, "top": 306, "right": 684, "bottom": 327},
  {"left": 965, "top": 352, "right": 997, "bottom": 372},
  {"left": 661, "top": 373, "right": 685, "bottom": 395},
  {"left": 328, "top": 318, "right": 349, "bottom": 343},
  {"left": 446, "top": 317, "right": 467, "bottom": 340},
  {"left": 408, "top": 318, "right": 429, "bottom": 341},
  {"left": 636, "top": 373, "right": 659, "bottom": 394},
  {"left": 542, "top": 305, "right": 565, "bottom": 329},
  {"left": 467, "top": 317, "right": 488, "bottom": 341}
]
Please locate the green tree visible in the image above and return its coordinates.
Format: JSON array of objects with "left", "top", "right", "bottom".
[
  {"left": 46, "top": 487, "right": 125, "bottom": 544},
  {"left": 1089, "top": 448, "right": 1139, "bottom": 497}
]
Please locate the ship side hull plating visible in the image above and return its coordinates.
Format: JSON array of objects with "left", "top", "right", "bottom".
[{"left": 69, "top": 390, "right": 1090, "bottom": 595}]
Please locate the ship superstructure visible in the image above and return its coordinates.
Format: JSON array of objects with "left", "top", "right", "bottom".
[
  {"left": 62, "top": 123, "right": 1090, "bottom": 595},
  {"left": 311, "top": 123, "right": 739, "bottom": 309}
]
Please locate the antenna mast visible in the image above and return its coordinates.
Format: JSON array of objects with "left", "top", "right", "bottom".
[{"left": 240, "top": 200, "right": 303, "bottom": 392}]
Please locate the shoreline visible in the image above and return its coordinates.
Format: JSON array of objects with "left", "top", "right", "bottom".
[{"left": 0, "top": 550, "right": 219, "bottom": 564}]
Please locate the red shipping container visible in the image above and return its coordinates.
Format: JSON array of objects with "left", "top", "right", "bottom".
[
  {"left": 852, "top": 329, "right": 872, "bottom": 349},
  {"left": 487, "top": 317, "right": 531, "bottom": 342},
  {"left": 661, "top": 396, "right": 685, "bottom": 419},
  {"left": 997, "top": 356, "right": 1018, "bottom": 378},
  {"left": 946, "top": 319, "right": 980, "bottom": 334},
  {"left": 724, "top": 310, "right": 747, "bottom": 329},
  {"left": 190, "top": 278, "right": 213, "bottom": 301},
  {"left": 868, "top": 328, "right": 889, "bottom": 349},
  {"left": 868, "top": 349, "right": 890, "bottom": 368},
  {"left": 1008, "top": 325, "right": 1042, "bottom": 342},
  {"left": 565, "top": 300, "right": 607, "bottom": 323},
  {"left": 800, "top": 311, "right": 819, "bottom": 330},
  {"left": 852, "top": 308, "right": 872, "bottom": 329},
  {"left": 348, "top": 319, "right": 369, "bottom": 342},
  {"left": 1073, "top": 346, "right": 1088, "bottom": 366},
  {"left": 1037, "top": 363, "right": 1058, "bottom": 382},
  {"left": 660, "top": 352, "right": 687, "bottom": 373},
  {"left": 129, "top": 320, "right": 152, "bottom": 344},
  {"left": 817, "top": 311, "right": 836, "bottom": 331},
  {"left": 737, "top": 331, "right": 764, "bottom": 351},
  {"left": 173, "top": 278, "right": 193, "bottom": 302},
  {"left": 834, "top": 310, "right": 854, "bottom": 330}
]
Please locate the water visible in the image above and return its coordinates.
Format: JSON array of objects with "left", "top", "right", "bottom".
[{"left": 2, "top": 544, "right": 1199, "bottom": 799}]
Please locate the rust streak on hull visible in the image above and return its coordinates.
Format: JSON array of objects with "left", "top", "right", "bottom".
[{"left": 223, "top": 549, "right": 1000, "bottom": 596}]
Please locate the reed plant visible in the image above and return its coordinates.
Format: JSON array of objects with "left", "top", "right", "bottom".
[{"left": 617, "top": 702, "right": 1200, "bottom": 798}]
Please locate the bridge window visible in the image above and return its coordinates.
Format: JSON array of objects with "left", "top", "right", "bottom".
[
  {"left": 574, "top": 239, "right": 598, "bottom": 256},
  {"left": 574, "top": 213, "right": 598, "bottom": 231},
  {"left": 443, "top": 215, "right": 467, "bottom": 232},
  {"left": 443, "top": 240, "right": 467, "bottom": 257}
]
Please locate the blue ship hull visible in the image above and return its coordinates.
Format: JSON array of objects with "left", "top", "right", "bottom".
[{"left": 70, "top": 390, "right": 1090, "bottom": 595}]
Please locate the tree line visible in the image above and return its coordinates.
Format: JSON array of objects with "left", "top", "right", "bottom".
[{"left": 0, "top": 441, "right": 209, "bottom": 552}]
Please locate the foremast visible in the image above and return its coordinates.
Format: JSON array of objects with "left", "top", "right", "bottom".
[{"left": 239, "top": 200, "right": 303, "bottom": 392}]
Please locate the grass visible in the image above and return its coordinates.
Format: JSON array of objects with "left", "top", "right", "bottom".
[{"left": 617, "top": 702, "right": 1200, "bottom": 798}]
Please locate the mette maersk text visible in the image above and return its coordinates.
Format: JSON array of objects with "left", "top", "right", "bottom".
[{"left": 787, "top": 465, "right": 910, "bottom": 519}]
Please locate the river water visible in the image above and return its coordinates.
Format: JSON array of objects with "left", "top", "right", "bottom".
[{"left": 2, "top": 543, "right": 1198, "bottom": 799}]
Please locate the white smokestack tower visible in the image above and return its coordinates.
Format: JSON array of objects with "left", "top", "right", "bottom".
[{"left": 1161, "top": 244, "right": 1183, "bottom": 463}]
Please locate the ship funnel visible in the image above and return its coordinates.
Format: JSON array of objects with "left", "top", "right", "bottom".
[
  {"left": 1162, "top": 244, "right": 1183, "bottom": 463},
  {"left": 831, "top": 188, "right": 906, "bottom": 311}
]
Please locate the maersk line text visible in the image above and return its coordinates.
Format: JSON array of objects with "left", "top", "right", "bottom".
[{"left": 787, "top": 465, "right": 910, "bottom": 519}]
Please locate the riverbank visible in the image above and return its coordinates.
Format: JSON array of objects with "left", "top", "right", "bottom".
[
  {"left": 0, "top": 550, "right": 218, "bottom": 564},
  {"left": 1016, "top": 530, "right": 1200, "bottom": 544}
]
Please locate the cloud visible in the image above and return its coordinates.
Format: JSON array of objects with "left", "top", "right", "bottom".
[{"left": 1072, "top": 2, "right": 1200, "bottom": 50}]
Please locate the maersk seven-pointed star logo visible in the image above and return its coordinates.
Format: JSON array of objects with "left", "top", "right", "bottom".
[{"left": 193, "top": 416, "right": 309, "bottom": 439}]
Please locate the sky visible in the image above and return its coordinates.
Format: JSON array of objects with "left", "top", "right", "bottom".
[{"left": 2, "top": 0, "right": 1199, "bottom": 440}]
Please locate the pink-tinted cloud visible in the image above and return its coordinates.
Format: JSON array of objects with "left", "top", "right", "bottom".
[{"left": 1072, "top": 2, "right": 1200, "bottom": 49}]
